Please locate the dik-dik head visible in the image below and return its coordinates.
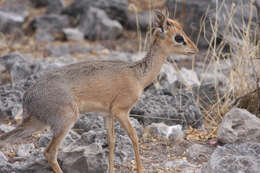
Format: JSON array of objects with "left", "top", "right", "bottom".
[{"left": 153, "top": 9, "right": 199, "bottom": 55}]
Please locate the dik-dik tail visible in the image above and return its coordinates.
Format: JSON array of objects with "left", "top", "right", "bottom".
[{"left": 0, "top": 116, "right": 45, "bottom": 149}]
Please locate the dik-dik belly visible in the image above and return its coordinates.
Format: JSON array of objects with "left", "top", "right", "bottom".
[{"left": 77, "top": 99, "right": 111, "bottom": 113}]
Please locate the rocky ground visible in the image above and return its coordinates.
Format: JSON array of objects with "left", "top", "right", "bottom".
[{"left": 0, "top": 0, "right": 260, "bottom": 173}]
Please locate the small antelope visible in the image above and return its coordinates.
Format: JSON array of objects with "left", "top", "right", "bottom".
[{"left": 0, "top": 10, "right": 198, "bottom": 173}]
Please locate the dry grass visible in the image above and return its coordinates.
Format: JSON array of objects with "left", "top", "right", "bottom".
[{"left": 198, "top": 0, "right": 260, "bottom": 129}]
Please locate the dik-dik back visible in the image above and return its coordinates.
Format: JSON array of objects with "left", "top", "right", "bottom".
[{"left": 23, "top": 60, "right": 141, "bottom": 120}]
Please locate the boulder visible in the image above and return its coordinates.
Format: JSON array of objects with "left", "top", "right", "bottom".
[
  {"left": 164, "top": 159, "right": 199, "bottom": 173},
  {"left": 63, "top": 28, "right": 84, "bottom": 41},
  {"left": 71, "top": 114, "right": 143, "bottom": 163},
  {"left": 30, "top": 14, "right": 70, "bottom": 42},
  {"left": 198, "top": 143, "right": 260, "bottom": 173},
  {"left": 158, "top": 66, "right": 200, "bottom": 91},
  {"left": 0, "top": 4, "right": 28, "bottom": 34},
  {"left": 38, "top": 130, "right": 81, "bottom": 148},
  {"left": 0, "top": 52, "right": 41, "bottom": 85},
  {"left": 62, "top": 0, "right": 128, "bottom": 25},
  {"left": 145, "top": 123, "right": 184, "bottom": 141},
  {"left": 73, "top": 113, "right": 105, "bottom": 133},
  {"left": 131, "top": 89, "right": 203, "bottom": 129},
  {"left": 15, "top": 143, "right": 35, "bottom": 157},
  {"left": 0, "top": 124, "right": 15, "bottom": 133},
  {"left": 79, "top": 7, "right": 123, "bottom": 40},
  {"left": 185, "top": 143, "right": 215, "bottom": 163},
  {"left": 0, "top": 84, "right": 23, "bottom": 122},
  {"left": 217, "top": 108, "right": 260, "bottom": 144},
  {"left": 29, "top": 0, "right": 64, "bottom": 14},
  {"left": 61, "top": 144, "right": 109, "bottom": 173}
]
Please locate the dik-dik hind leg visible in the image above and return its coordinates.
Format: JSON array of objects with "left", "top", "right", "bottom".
[
  {"left": 44, "top": 109, "right": 78, "bottom": 173},
  {"left": 113, "top": 110, "right": 145, "bottom": 173},
  {"left": 104, "top": 116, "right": 116, "bottom": 173}
]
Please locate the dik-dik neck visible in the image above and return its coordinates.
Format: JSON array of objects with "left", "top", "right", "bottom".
[{"left": 133, "top": 37, "right": 168, "bottom": 88}]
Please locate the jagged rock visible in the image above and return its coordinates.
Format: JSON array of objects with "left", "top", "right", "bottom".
[
  {"left": 0, "top": 4, "right": 28, "bottom": 34},
  {"left": 63, "top": 28, "right": 84, "bottom": 41},
  {"left": 15, "top": 143, "right": 35, "bottom": 157},
  {"left": 198, "top": 143, "right": 260, "bottom": 173},
  {"left": 131, "top": 89, "right": 203, "bottom": 128},
  {"left": 158, "top": 64, "right": 178, "bottom": 89},
  {"left": 0, "top": 151, "right": 8, "bottom": 164},
  {"left": 0, "top": 84, "right": 23, "bottom": 122},
  {"left": 62, "top": 0, "right": 128, "bottom": 25},
  {"left": 71, "top": 115, "right": 143, "bottom": 163},
  {"left": 158, "top": 66, "right": 200, "bottom": 91},
  {"left": 145, "top": 123, "right": 184, "bottom": 141},
  {"left": 0, "top": 52, "right": 41, "bottom": 85},
  {"left": 0, "top": 151, "right": 11, "bottom": 172},
  {"left": 164, "top": 159, "right": 199, "bottom": 172},
  {"left": 30, "top": 14, "right": 70, "bottom": 42},
  {"left": 185, "top": 143, "right": 215, "bottom": 163},
  {"left": 115, "top": 117, "right": 144, "bottom": 138},
  {"left": 73, "top": 113, "right": 105, "bottom": 133},
  {"left": 0, "top": 149, "right": 52, "bottom": 173},
  {"left": 79, "top": 7, "right": 123, "bottom": 40},
  {"left": 61, "top": 143, "right": 109, "bottom": 173},
  {"left": 171, "top": 68, "right": 200, "bottom": 89},
  {"left": 0, "top": 124, "right": 15, "bottom": 133},
  {"left": 29, "top": 0, "right": 64, "bottom": 14},
  {"left": 217, "top": 108, "right": 260, "bottom": 144},
  {"left": 74, "top": 113, "right": 143, "bottom": 137},
  {"left": 38, "top": 130, "right": 81, "bottom": 148}
]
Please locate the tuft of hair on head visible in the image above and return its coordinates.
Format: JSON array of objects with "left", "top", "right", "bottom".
[{"left": 153, "top": 9, "right": 169, "bottom": 32}]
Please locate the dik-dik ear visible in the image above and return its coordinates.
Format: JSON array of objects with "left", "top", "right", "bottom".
[
  {"left": 153, "top": 9, "right": 169, "bottom": 39},
  {"left": 154, "top": 9, "right": 169, "bottom": 32}
]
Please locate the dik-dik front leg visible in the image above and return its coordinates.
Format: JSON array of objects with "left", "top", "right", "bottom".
[
  {"left": 112, "top": 109, "right": 145, "bottom": 173},
  {"left": 104, "top": 116, "right": 116, "bottom": 173}
]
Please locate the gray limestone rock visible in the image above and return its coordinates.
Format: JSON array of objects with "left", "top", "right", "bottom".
[
  {"left": 145, "top": 123, "right": 184, "bottom": 141},
  {"left": 62, "top": 0, "right": 128, "bottom": 25},
  {"left": 61, "top": 144, "right": 108, "bottom": 173},
  {"left": 0, "top": 4, "right": 28, "bottom": 34},
  {"left": 131, "top": 89, "right": 203, "bottom": 129},
  {"left": 217, "top": 108, "right": 260, "bottom": 144},
  {"left": 30, "top": 0, "right": 64, "bottom": 14},
  {"left": 198, "top": 143, "right": 260, "bottom": 173},
  {"left": 30, "top": 14, "right": 70, "bottom": 42},
  {"left": 79, "top": 7, "right": 123, "bottom": 40},
  {"left": 185, "top": 143, "right": 215, "bottom": 163}
]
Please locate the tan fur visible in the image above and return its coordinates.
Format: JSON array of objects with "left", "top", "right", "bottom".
[{"left": 0, "top": 10, "right": 198, "bottom": 173}]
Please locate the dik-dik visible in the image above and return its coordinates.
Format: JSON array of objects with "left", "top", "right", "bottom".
[{"left": 0, "top": 10, "right": 198, "bottom": 173}]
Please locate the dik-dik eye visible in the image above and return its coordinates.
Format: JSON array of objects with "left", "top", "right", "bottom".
[{"left": 173, "top": 34, "right": 186, "bottom": 45}]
